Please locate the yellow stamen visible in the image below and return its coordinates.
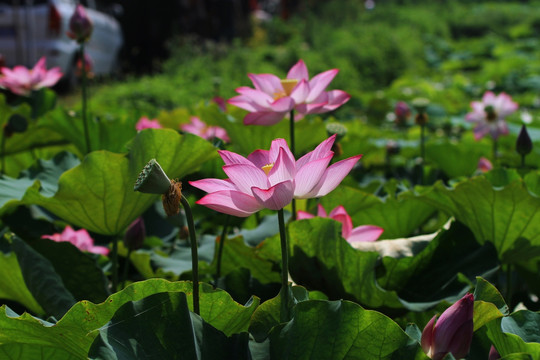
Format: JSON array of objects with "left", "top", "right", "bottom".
[
  {"left": 280, "top": 79, "right": 299, "bottom": 96},
  {"left": 262, "top": 163, "right": 274, "bottom": 175}
]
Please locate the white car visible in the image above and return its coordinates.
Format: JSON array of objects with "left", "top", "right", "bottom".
[{"left": 0, "top": 0, "right": 123, "bottom": 84}]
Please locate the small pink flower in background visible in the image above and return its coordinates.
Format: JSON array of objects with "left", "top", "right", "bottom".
[
  {"left": 67, "top": 4, "right": 93, "bottom": 43},
  {"left": 0, "top": 57, "right": 62, "bottom": 96},
  {"left": 465, "top": 91, "right": 518, "bottom": 140},
  {"left": 42, "top": 226, "right": 109, "bottom": 255},
  {"left": 136, "top": 117, "right": 162, "bottom": 131},
  {"left": 212, "top": 96, "right": 227, "bottom": 112},
  {"left": 228, "top": 59, "right": 350, "bottom": 126},
  {"left": 190, "top": 135, "right": 361, "bottom": 217},
  {"left": 180, "top": 116, "right": 230, "bottom": 142},
  {"left": 297, "top": 204, "right": 383, "bottom": 243},
  {"left": 394, "top": 101, "right": 410, "bottom": 125},
  {"left": 488, "top": 345, "right": 500, "bottom": 360},
  {"left": 421, "top": 293, "right": 474, "bottom": 360},
  {"left": 477, "top": 157, "right": 493, "bottom": 173}
]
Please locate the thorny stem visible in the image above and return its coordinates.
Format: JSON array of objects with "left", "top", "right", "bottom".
[
  {"left": 278, "top": 209, "right": 290, "bottom": 322},
  {"left": 80, "top": 44, "right": 91, "bottom": 154},
  {"left": 181, "top": 195, "right": 200, "bottom": 315}
]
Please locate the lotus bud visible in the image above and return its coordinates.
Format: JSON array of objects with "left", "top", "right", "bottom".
[
  {"left": 134, "top": 159, "right": 171, "bottom": 194},
  {"left": 516, "top": 124, "right": 533, "bottom": 156},
  {"left": 488, "top": 345, "right": 500, "bottom": 360},
  {"left": 124, "top": 217, "right": 146, "bottom": 251},
  {"left": 421, "top": 293, "right": 474, "bottom": 360},
  {"left": 67, "top": 4, "right": 93, "bottom": 43},
  {"left": 394, "top": 101, "right": 410, "bottom": 125},
  {"left": 477, "top": 157, "right": 493, "bottom": 173}
]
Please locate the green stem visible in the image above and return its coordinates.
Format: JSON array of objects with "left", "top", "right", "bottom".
[
  {"left": 493, "top": 139, "right": 498, "bottom": 163},
  {"left": 277, "top": 209, "right": 290, "bottom": 322},
  {"left": 111, "top": 237, "right": 119, "bottom": 291},
  {"left": 181, "top": 195, "right": 200, "bottom": 315},
  {"left": 289, "top": 110, "right": 297, "bottom": 220},
  {"left": 80, "top": 44, "right": 91, "bottom": 154},
  {"left": 0, "top": 130, "right": 5, "bottom": 174},
  {"left": 215, "top": 215, "right": 230, "bottom": 281},
  {"left": 521, "top": 154, "right": 526, "bottom": 169},
  {"left": 420, "top": 123, "right": 425, "bottom": 185},
  {"left": 121, "top": 248, "right": 132, "bottom": 289},
  {"left": 506, "top": 264, "right": 513, "bottom": 307}
]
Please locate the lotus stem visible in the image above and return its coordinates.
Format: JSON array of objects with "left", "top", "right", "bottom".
[
  {"left": 80, "top": 44, "right": 91, "bottom": 154},
  {"left": 121, "top": 248, "right": 132, "bottom": 289},
  {"left": 420, "top": 123, "right": 425, "bottom": 185},
  {"left": 493, "top": 139, "right": 498, "bottom": 163},
  {"left": 278, "top": 208, "right": 290, "bottom": 322},
  {"left": 289, "top": 110, "right": 297, "bottom": 220},
  {"left": 521, "top": 154, "right": 526, "bottom": 169},
  {"left": 0, "top": 130, "right": 5, "bottom": 174},
  {"left": 181, "top": 195, "right": 200, "bottom": 315},
  {"left": 215, "top": 215, "right": 230, "bottom": 282},
  {"left": 111, "top": 236, "right": 119, "bottom": 291}
]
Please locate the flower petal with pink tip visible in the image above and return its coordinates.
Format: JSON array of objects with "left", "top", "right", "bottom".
[
  {"left": 197, "top": 190, "right": 264, "bottom": 217},
  {"left": 251, "top": 181, "right": 295, "bottom": 211},
  {"left": 287, "top": 59, "right": 309, "bottom": 81},
  {"left": 347, "top": 225, "right": 384, "bottom": 243}
]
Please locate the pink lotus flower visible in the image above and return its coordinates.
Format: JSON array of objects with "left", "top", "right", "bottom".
[
  {"left": 465, "top": 91, "right": 518, "bottom": 140},
  {"left": 190, "top": 134, "right": 361, "bottom": 217},
  {"left": 136, "top": 117, "right": 162, "bottom": 131},
  {"left": 421, "top": 293, "right": 474, "bottom": 360},
  {"left": 228, "top": 59, "right": 350, "bottom": 125},
  {"left": 42, "top": 226, "right": 109, "bottom": 255},
  {"left": 488, "top": 345, "right": 500, "bottom": 360},
  {"left": 297, "top": 204, "right": 383, "bottom": 243},
  {"left": 180, "top": 116, "right": 230, "bottom": 142},
  {"left": 67, "top": 4, "right": 93, "bottom": 43},
  {"left": 0, "top": 57, "right": 62, "bottom": 96},
  {"left": 477, "top": 157, "right": 493, "bottom": 173}
]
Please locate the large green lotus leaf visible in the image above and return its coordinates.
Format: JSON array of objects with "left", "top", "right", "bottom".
[
  {"left": 0, "top": 152, "right": 80, "bottom": 216},
  {"left": 288, "top": 218, "right": 498, "bottom": 311},
  {"left": 88, "top": 292, "right": 251, "bottom": 360},
  {"left": 20, "top": 129, "right": 216, "bottom": 235},
  {"left": 269, "top": 300, "right": 423, "bottom": 359},
  {"left": 320, "top": 184, "right": 436, "bottom": 239},
  {"left": 486, "top": 311, "right": 540, "bottom": 358},
  {"left": 408, "top": 169, "right": 540, "bottom": 262},
  {"left": 0, "top": 279, "right": 259, "bottom": 358},
  {"left": 426, "top": 138, "right": 490, "bottom": 178},
  {"left": 473, "top": 277, "right": 508, "bottom": 331},
  {"left": 41, "top": 108, "right": 137, "bottom": 155}
]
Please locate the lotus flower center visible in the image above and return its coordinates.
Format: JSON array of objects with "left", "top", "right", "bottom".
[
  {"left": 262, "top": 163, "right": 274, "bottom": 175},
  {"left": 484, "top": 105, "right": 497, "bottom": 122},
  {"left": 273, "top": 79, "right": 299, "bottom": 99}
]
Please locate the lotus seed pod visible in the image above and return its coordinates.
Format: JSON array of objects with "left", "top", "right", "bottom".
[
  {"left": 325, "top": 122, "right": 348, "bottom": 142},
  {"left": 134, "top": 159, "right": 171, "bottom": 194}
]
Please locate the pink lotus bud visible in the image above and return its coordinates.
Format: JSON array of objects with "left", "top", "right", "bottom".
[
  {"left": 477, "top": 157, "right": 493, "bottom": 173},
  {"left": 124, "top": 217, "right": 146, "bottom": 251},
  {"left": 421, "top": 293, "right": 474, "bottom": 360},
  {"left": 488, "top": 345, "right": 500, "bottom": 360},
  {"left": 67, "top": 4, "right": 93, "bottom": 43}
]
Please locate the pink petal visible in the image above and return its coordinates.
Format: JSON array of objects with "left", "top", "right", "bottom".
[
  {"left": 433, "top": 293, "right": 474, "bottom": 355},
  {"left": 196, "top": 190, "right": 263, "bottom": 217},
  {"left": 316, "top": 204, "right": 328, "bottom": 217},
  {"left": 189, "top": 178, "right": 237, "bottom": 193},
  {"left": 212, "top": 127, "right": 230, "bottom": 142},
  {"left": 223, "top": 164, "right": 269, "bottom": 194},
  {"left": 218, "top": 150, "right": 252, "bottom": 165},
  {"left": 306, "top": 69, "right": 339, "bottom": 103},
  {"left": 294, "top": 153, "right": 333, "bottom": 197},
  {"left": 296, "top": 134, "right": 336, "bottom": 169},
  {"left": 328, "top": 206, "right": 353, "bottom": 238},
  {"left": 268, "top": 96, "right": 295, "bottom": 112},
  {"left": 473, "top": 123, "right": 490, "bottom": 141},
  {"left": 269, "top": 138, "right": 295, "bottom": 165},
  {"left": 297, "top": 210, "right": 314, "bottom": 220},
  {"left": 289, "top": 79, "right": 309, "bottom": 104},
  {"left": 287, "top": 59, "right": 309, "bottom": 81},
  {"left": 248, "top": 73, "right": 283, "bottom": 96},
  {"left": 465, "top": 111, "right": 484, "bottom": 124},
  {"left": 88, "top": 246, "right": 110, "bottom": 256},
  {"left": 247, "top": 150, "right": 271, "bottom": 169},
  {"left": 235, "top": 87, "right": 276, "bottom": 108},
  {"left": 299, "top": 155, "right": 362, "bottom": 198},
  {"left": 251, "top": 180, "right": 294, "bottom": 210},
  {"left": 347, "top": 225, "right": 384, "bottom": 243},
  {"left": 268, "top": 147, "right": 297, "bottom": 186},
  {"left": 421, "top": 315, "right": 437, "bottom": 356},
  {"left": 228, "top": 94, "right": 264, "bottom": 112},
  {"left": 317, "top": 90, "right": 351, "bottom": 112},
  {"left": 244, "top": 111, "right": 289, "bottom": 126}
]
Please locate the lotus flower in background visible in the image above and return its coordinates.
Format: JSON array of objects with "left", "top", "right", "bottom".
[
  {"left": 488, "top": 345, "right": 500, "bottom": 360},
  {"left": 67, "top": 4, "right": 93, "bottom": 43},
  {"left": 190, "top": 134, "right": 361, "bottom": 217},
  {"left": 465, "top": 91, "right": 518, "bottom": 140},
  {"left": 0, "top": 57, "right": 62, "bottom": 96},
  {"left": 228, "top": 59, "right": 350, "bottom": 125},
  {"left": 136, "top": 117, "right": 162, "bottom": 131},
  {"left": 297, "top": 204, "right": 383, "bottom": 243},
  {"left": 421, "top": 293, "right": 474, "bottom": 360},
  {"left": 180, "top": 116, "right": 230, "bottom": 142},
  {"left": 42, "top": 226, "right": 109, "bottom": 255},
  {"left": 477, "top": 157, "right": 493, "bottom": 173}
]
